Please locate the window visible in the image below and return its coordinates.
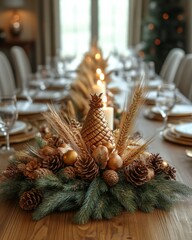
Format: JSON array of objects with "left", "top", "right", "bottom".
[{"left": 59, "top": 0, "right": 129, "bottom": 57}]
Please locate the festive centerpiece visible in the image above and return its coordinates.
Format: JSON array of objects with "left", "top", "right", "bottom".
[{"left": 0, "top": 83, "right": 191, "bottom": 224}]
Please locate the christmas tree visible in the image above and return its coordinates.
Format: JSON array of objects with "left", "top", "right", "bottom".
[{"left": 140, "top": 0, "right": 186, "bottom": 73}]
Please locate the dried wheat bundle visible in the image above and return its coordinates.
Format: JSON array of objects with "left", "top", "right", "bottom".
[{"left": 116, "top": 76, "right": 147, "bottom": 157}]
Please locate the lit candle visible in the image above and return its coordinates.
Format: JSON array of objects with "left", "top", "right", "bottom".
[
  {"left": 102, "top": 96, "right": 114, "bottom": 130},
  {"left": 93, "top": 80, "right": 106, "bottom": 97}
]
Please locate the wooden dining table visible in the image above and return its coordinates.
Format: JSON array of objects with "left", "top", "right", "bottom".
[{"left": 0, "top": 103, "right": 192, "bottom": 240}]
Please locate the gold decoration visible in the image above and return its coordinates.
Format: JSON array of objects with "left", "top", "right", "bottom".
[
  {"left": 92, "top": 145, "right": 109, "bottom": 169},
  {"left": 63, "top": 150, "right": 78, "bottom": 166},
  {"left": 107, "top": 152, "right": 123, "bottom": 170},
  {"left": 81, "top": 94, "right": 115, "bottom": 152}
]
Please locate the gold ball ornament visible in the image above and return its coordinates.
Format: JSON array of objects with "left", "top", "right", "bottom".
[
  {"left": 63, "top": 150, "right": 78, "bottom": 166},
  {"left": 107, "top": 152, "right": 123, "bottom": 170},
  {"left": 103, "top": 142, "right": 114, "bottom": 154}
]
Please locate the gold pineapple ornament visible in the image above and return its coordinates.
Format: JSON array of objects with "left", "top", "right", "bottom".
[{"left": 81, "top": 94, "right": 115, "bottom": 152}]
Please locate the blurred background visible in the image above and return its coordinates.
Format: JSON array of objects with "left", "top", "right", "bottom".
[{"left": 0, "top": 0, "right": 191, "bottom": 73}]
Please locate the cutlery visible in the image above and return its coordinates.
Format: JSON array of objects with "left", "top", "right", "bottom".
[{"left": 185, "top": 149, "right": 192, "bottom": 158}]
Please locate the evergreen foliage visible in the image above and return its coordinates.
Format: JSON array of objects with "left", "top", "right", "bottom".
[{"left": 0, "top": 171, "right": 192, "bottom": 224}]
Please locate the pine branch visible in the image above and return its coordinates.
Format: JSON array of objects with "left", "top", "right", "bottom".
[
  {"left": 110, "top": 181, "right": 137, "bottom": 212},
  {"left": 73, "top": 177, "right": 102, "bottom": 224},
  {"left": 33, "top": 190, "right": 82, "bottom": 220},
  {"left": 102, "top": 193, "right": 124, "bottom": 220},
  {"left": 35, "top": 175, "right": 64, "bottom": 191}
]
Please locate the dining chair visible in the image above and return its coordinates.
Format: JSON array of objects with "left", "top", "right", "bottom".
[
  {"left": 188, "top": 84, "right": 192, "bottom": 102},
  {"left": 176, "top": 54, "right": 192, "bottom": 100},
  {"left": 159, "top": 48, "right": 185, "bottom": 83},
  {"left": 10, "top": 46, "right": 32, "bottom": 95},
  {"left": 0, "top": 51, "right": 16, "bottom": 95}
]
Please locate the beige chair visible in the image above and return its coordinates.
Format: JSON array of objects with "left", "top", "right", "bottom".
[
  {"left": 10, "top": 46, "right": 32, "bottom": 95},
  {"left": 188, "top": 84, "right": 192, "bottom": 102},
  {"left": 175, "top": 54, "right": 192, "bottom": 99},
  {"left": 0, "top": 52, "right": 16, "bottom": 95},
  {"left": 160, "top": 48, "right": 185, "bottom": 83}
]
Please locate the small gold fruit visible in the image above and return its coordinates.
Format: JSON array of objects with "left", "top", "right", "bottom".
[
  {"left": 103, "top": 142, "right": 114, "bottom": 153},
  {"left": 107, "top": 152, "right": 123, "bottom": 170},
  {"left": 39, "top": 145, "right": 57, "bottom": 156},
  {"left": 63, "top": 150, "right": 78, "bottom": 166}
]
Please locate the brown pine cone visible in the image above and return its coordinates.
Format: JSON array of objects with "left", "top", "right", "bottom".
[
  {"left": 24, "top": 159, "right": 41, "bottom": 180},
  {"left": 74, "top": 156, "right": 99, "bottom": 181},
  {"left": 34, "top": 168, "right": 53, "bottom": 178},
  {"left": 163, "top": 165, "right": 176, "bottom": 180},
  {"left": 63, "top": 166, "right": 77, "bottom": 179},
  {"left": 19, "top": 188, "right": 42, "bottom": 211},
  {"left": 124, "top": 160, "right": 150, "bottom": 186},
  {"left": 146, "top": 153, "right": 164, "bottom": 174},
  {"left": 2, "top": 164, "right": 22, "bottom": 178},
  {"left": 102, "top": 169, "right": 119, "bottom": 186},
  {"left": 42, "top": 153, "right": 64, "bottom": 173},
  {"left": 47, "top": 135, "right": 65, "bottom": 148}
]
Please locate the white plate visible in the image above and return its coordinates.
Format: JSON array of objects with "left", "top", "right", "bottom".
[
  {"left": 34, "top": 90, "right": 63, "bottom": 100},
  {"left": 0, "top": 120, "right": 27, "bottom": 136},
  {"left": 147, "top": 79, "right": 162, "bottom": 88},
  {"left": 152, "top": 104, "right": 192, "bottom": 116},
  {"left": 174, "top": 123, "right": 192, "bottom": 137},
  {"left": 17, "top": 101, "right": 48, "bottom": 115},
  {"left": 146, "top": 91, "right": 157, "bottom": 101}
]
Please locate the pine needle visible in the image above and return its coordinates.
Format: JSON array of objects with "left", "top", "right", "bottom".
[{"left": 116, "top": 79, "right": 147, "bottom": 157}]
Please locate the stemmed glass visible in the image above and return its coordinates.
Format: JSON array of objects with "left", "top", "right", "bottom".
[
  {"left": 0, "top": 94, "right": 18, "bottom": 151},
  {"left": 155, "top": 83, "right": 176, "bottom": 131}
]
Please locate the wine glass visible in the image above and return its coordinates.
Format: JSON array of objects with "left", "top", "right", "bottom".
[
  {"left": 0, "top": 94, "right": 18, "bottom": 151},
  {"left": 155, "top": 83, "right": 176, "bottom": 131}
]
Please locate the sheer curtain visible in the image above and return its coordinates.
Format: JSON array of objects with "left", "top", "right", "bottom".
[{"left": 37, "top": 0, "right": 145, "bottom": 62}]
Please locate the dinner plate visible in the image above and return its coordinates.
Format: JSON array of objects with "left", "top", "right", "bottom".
[
  {"left": 17, "top": 101, "right": 48, "bottom": 115},
  {"left": 0, "top": 121, "right": 27, "bottom": 136},
  {"left": 151, "top": 104, "right": 192, "bottom": 117},
  {"left": 34, "top": 90, "right": 63, "bottom": 100},
  {"left": 163, "top": 128, "right": 192, "bottom": 146},
  {"left": 174, "top": 122, "right": 192, "bottom": 137},
  {"left": 147, "top": 79, "right": 162, "bottom": 88}
]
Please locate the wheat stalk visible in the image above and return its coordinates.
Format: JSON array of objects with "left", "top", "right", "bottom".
[
  {"left": 43, "top": 105, "right": 89, "bottom": 158},
  {"left": 123, "top": 137, "right": 153, "bottom": 166},
  {"left": 116, "top": 78, "right": 147, "bottom": 157}
]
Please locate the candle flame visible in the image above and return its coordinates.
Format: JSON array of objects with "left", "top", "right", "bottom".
[
  {"left": 97, "top": 80, "right": 103, "bottom": 87},
  {"left": 96, "top": 68, "right": 102, "bottom": 75},
  {"left": 95, "top": 53, "right": 101, "bottom": 60},
  {"left": 100, "top": 73, "right": 105, "bottom": 81}
]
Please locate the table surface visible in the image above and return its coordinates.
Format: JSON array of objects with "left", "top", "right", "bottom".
[{"left": 0, "top": 74, "right": 192, "bottom": 240}]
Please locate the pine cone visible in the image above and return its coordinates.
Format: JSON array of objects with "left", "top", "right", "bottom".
[
  {"left": 24, "top": 159, "right": 41, "bottom": 180},
  {"left": 2, "top": 164, "right": 22, "bottom": 178},
  {"left": 42, "top": 153, "right": 64, "bottom": 173},
  {"left": 146, "top": 153, "right": 164, "bottom": 174},
  {"left": 63, "top": 166, "right": 76, "bottom": 179},
  {"left": 19, "top": 188, "right": 42, "bottom": 211},
  {"left": 81, "top": 94, "right": 115, "bottom": 152},
  {"left": 124, "top": 160, "right": 150, "bottom": 186},
  {"left": 34, "top": 168, "right": 53, "bottom": 178},
  {"left": 163, "top": 165, "right": 176, "bottom": 180},
  {"left": 102, "top": 169, "right": 119, "bottom": 186},
  {"left": 47, "top": 135, "right": 65, "bottom": 147},
  {"left": 75, "top": 156, "right": 99, "bottom": 181}
]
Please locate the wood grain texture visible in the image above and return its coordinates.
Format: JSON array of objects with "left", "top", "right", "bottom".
[{"left": 0, "top": 109, "right": 192, "bottom": 240}]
